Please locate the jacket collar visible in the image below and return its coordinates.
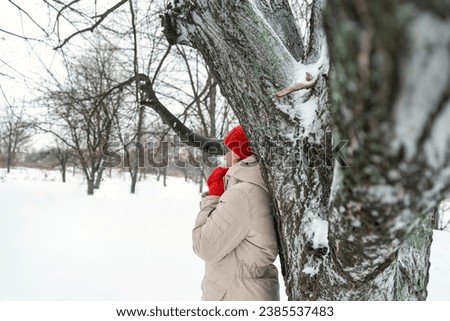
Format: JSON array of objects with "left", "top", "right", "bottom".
[{"left": 226, "top": 155, "right": 269, "bottom": 193}]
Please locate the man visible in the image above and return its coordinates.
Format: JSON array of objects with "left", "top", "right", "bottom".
[{"left": 192, "top": 125, "right": 280, "bottom": 301}]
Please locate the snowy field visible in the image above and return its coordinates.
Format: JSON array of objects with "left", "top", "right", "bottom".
[{"left": 0, "top": 168, "right": 449, "bottom": 301}]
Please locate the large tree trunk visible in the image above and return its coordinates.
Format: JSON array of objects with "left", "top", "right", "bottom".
[
  {"left": 61, "top": 167, "right": 66, "bottom": 183},
  {"left": 6, "top": 133, "right": 13, "bottom": 174},
  {"left": 163, "top": 0, "right": 450, "bottom": 300},
  {"left": 322, "top": 0, "right": 449, "bottom": 300},
  {"left": 87, "top": 179, "right": 94, "bottom": 196},
  {"left": 6, "top": 156, "right": 12, "bottom": 174},
  {"left": 94, "top": 166, "right": 104, "bottom": 189}
]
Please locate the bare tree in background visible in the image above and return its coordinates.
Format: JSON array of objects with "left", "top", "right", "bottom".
[
  {"left": 0, "top": 103, "right": 31, "bottom": 173},
  {"left": 433, "top": 200, "right": 450, "bottom": 231},
  {"left": 41, "top": 43, "right": 127, "bottom": 195},
  {"left": 46, "top": 139, "right": 73, "bottom": 183}
]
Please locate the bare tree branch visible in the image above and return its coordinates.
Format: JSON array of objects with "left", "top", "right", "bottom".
[
  {"left": 54, "top": 0, "right": 82, "bottom": 29},
  {"left": 53, "top": 0, "right": 128, "bottom": 50},
  {"left": 153, "top": 44, "right": 172, "bottom": 81},
  {"left": 8, "top": 0, "right": 49, "bottom": 36},
  {"left": 275, "top": 73, "right": 318, "bottom": 98},
  {"left": 0, "top": 28, "right": 44, "bottom": 42},
  {"left": 138, "top": 74, "right": 224, "bottom": 155}
]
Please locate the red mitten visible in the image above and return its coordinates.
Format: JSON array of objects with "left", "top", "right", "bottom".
[{"left": 207, "top": 166, "right": 229, "bottom": 196}]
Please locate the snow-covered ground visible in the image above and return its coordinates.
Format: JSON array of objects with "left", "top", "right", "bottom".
[{"left": 0, "top": 168, "right": 449, "bottom": 301}]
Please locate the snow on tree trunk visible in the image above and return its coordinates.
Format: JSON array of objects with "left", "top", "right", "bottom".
[
  {"left": 163, "top": 0, "right": 450, "bottom": 300},
  {"left": 324, "top": 0, "right": 449, "bottom": 299}
]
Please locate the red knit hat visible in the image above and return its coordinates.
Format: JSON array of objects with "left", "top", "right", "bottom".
[{"left": 224, "top": 125, "right": 253, "bottom": 160}]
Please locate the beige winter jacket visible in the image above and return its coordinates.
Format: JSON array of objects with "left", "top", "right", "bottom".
[{"left": 193, "top": 156, "right": 280, "bottom": 301}]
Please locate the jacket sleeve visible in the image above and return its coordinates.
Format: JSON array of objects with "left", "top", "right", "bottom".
[{"left": 192, "top": 188, "right": 251, "bottom": 263}]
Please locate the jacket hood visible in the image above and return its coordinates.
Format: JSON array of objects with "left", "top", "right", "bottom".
[{"left": 226, "top": 155, "right": 269, "bottom": 193}]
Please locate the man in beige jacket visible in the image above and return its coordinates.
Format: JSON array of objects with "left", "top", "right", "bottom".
[{"left": 193, "top": 125, "right": 280, "bottom": 301}]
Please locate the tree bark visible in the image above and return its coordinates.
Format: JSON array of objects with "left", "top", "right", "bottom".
[
  {"left": 162, "top": 0, "right": 450, "bottom": 300},
  {"left": 394, "top": 213, "right": 433, "bottom": 300},
  {"left": 61, "top": 165, "right": 66, "bottom": 183},
  {"left": 6, "top": 155, "right": 12, "bottom": 173},
  {"left": 253, "top": 0, "right": 304, "bottom": 61},
  {"left": 87, "top": 179, "right": 94, "bottom": 195},
  {"left": 94, "top": 166, "right": 104, "bottom": 189},
  {"left": 323, "top": 0, "right": 449, "bottom": 299}
]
